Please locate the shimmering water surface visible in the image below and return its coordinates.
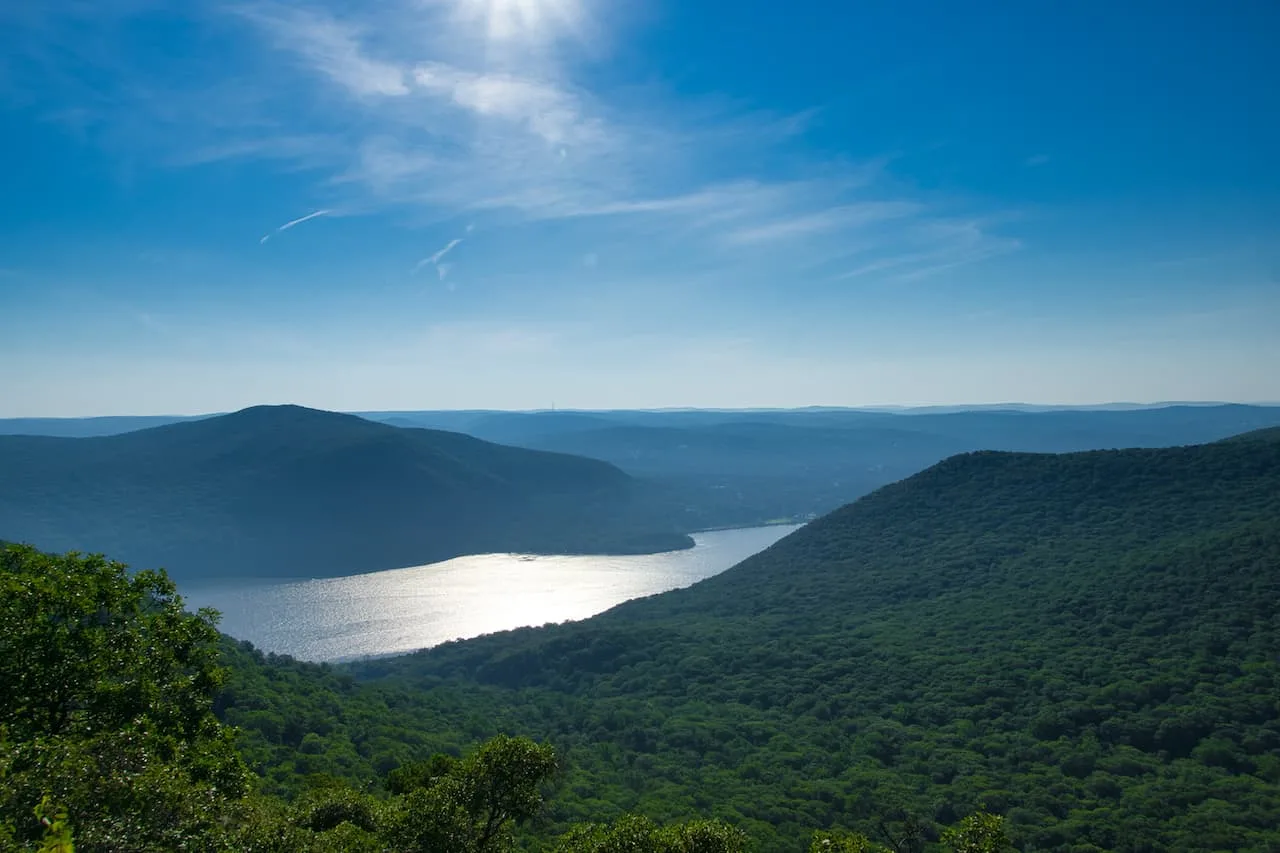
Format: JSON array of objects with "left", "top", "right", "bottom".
[{"left": 182, "top": 525, "right": 800, "bottom": 662}]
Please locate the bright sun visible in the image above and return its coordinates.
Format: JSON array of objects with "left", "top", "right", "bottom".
[{"left": 454, "top": 0, "right": 584, "bottom": 43}]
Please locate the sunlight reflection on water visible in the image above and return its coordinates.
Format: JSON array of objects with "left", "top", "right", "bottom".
[{"left": 182, "top": 525, "right": 800, "bottom": 662}]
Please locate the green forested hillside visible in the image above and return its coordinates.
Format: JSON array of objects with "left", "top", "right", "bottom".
[
  {"left": 1223, "top": 425, "right": 1280, "bottom": 444},
  {"left": 0, "top": 545, "right": 1000, "bottom": 853},
  {"left": 339, "top": 431, "right": 1280, "bottom": 851},
  {"left": 0, "top": 405, "right": 691, "bottom": 581}
]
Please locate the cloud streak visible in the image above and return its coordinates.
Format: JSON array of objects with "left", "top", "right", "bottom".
[
  {"left": 9, "top": 1, "right": 1020, "bottom": 285},
  {"left": 831, "top": 218, "right": 1022, "bottom": 283},
  {"left": 722, "top": 202, "right": 921, "bottom": 246},
  {"left": 226, "top": 6, "right": 909, "bottom": 238},
  {"left": 232, "top": 4, "right": 410, "bottom": 97},
  {"left": 412, "top": 236, "right": 464, "bottom": 275},
  {"left": 259, "top": 209, "right": 332, "bottom": 244}
]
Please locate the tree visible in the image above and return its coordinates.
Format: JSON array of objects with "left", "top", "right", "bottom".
[
  {"left": 810, "top": 830, "right": 885, "bottom": 852},
  {"left": 386, "top": 735, "right": 558, "bottom": 853},
  {"left": 940, "top": 813, "right": 1011, "bottom": 853},
  {"left": 555, "top": 814, "right": 747, "bottom": 853},
  {"left": 0, "top": 546, "right": 229, "bottom": 743},
  {"left": 0, "top": 545, "right": 248, "bottom": 851}
]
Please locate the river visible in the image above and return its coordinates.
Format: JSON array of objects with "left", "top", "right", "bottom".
[{"left": 181, "top": 524, "right": 801, "bottom": 662}]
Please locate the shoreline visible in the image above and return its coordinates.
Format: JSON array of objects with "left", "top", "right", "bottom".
[
  {"left": 691, "top": 518, "right": 808, "bottom": 534},
  {"left": 179, "top": 523, "right": 801, "bottom": 594},
  {"left": 194, "top": 522, "right": 800, "bottom": 662}
]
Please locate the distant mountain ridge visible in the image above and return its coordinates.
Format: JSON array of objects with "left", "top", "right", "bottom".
[
  {"left": 1221, "top": 424, "right": 1280, "bottom": 444},
  {"left": 7, "top": 404, "right": 1280, "bottom": 534},
  {"left": 0, "top": 405, "right": 691, "bottom": 581},
  {"left": 4, "top": 402, "right": 1279, "bottom": 438},
  {"left": 0, "top": 413, "right": 208, "bottom": 437},
  {"left": 411, "top": 404, "right": 1280, "bottom": 527}
]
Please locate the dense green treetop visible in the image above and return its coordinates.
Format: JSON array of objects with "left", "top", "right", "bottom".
[{"left": 0, "top": 546, "right": 249, "bottom": 851}]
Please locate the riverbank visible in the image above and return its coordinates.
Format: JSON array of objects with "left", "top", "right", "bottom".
[
  {"left": 184, "top": 524, "right": 799, "bottom": 661},
  {"left": 691, "top": 517, "right": 811, "bottom": 533}
]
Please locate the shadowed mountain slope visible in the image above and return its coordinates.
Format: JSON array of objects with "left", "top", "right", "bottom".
[
  {"left": 376, "top": 404, "right": 1280, "bottom": 527},
  {"left": 8, "top": 404, "right": 1280, "bottom": 532},
  {"left": 0, "top": 405, "right": 690, "bottom": 581}
]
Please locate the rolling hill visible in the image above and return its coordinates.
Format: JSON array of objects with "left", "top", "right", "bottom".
[
  {"left": 0, "top": 413, "right": 203, "bottom": 438},
  {"left": 330, "top": 427, "right": 1280, "bottom": 851},
  {"left": 0, "top": 405, "right": 691, "bottom": 581}
]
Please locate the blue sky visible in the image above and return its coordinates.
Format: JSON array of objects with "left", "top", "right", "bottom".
[{"left": 1, "top": 0, "right": 1277, "bottom": 416}]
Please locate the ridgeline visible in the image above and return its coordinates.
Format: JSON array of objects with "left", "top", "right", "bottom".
[{"left": 0, "top": 405, "right": 691, "bottom": 582}]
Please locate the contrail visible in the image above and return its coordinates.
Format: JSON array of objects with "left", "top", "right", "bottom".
[
  {"left": 259, "top": 209, "right": 332, "bottom": 244},
  {"left": 412, "top": 237, "right": 463, "bottom": 274},
  {"left": 430, "top": 238, "right": 463, "bottom": 264}
]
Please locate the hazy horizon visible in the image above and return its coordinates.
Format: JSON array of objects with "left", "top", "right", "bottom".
[{"left": 4, "top": 399, "right": 1280, "bottom": 421}]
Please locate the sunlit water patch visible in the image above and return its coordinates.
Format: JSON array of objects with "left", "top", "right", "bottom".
[{"left": 182, "top": 524, "right": 800, "bottom": 662}]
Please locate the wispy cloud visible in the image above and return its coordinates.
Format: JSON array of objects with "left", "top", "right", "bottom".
[
  {"left": 832, "top": 255, "right": 922, "bottom": 282},
  {"left": 259, "top": 208, "right": 332, "bottom": 243},
  {"left": 221, "top": 4, "right": 992, "bottom": 256},
  {"left": 170, "top": 134, "right": 339, "bottom": 168},
  {"left": 7, "top": 0, "right": 1019, "bottom": 283},
  {"left": 430, "top": 238, "right": 462, "bottom": 264},
  {"left": 832, "top": 218, "right": 1022, "bottom": 283},
  {"left": 232, "top": 4, "right": 410, "bottom": 98},
  {"left": 412, "top": 236, "right": 465, "bottom": 275},
  {"left": 722, "top": 202, "right": 921, "bottom": 246},
  {"left": 410, "top": 63, "right": 601, "bottom": 146}
]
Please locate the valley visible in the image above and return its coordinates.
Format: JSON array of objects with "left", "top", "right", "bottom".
[
  {"left": 5, "top": 418, "right": 1278, "bottom": 851},
  {"left": 5, "top": 3, "right": 1275, "bottom": 849}
]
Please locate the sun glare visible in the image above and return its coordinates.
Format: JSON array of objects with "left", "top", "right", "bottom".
[{"left": 454, "top": 0, "right": 584, "bottom": 43}]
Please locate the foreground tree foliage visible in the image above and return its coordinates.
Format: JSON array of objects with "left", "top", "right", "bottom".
[
  {"left": 0, "top": 545, "right": 1006, "bottom": 852},
  {"left": 554, "top": 814, "right": 748, "bottom": 852},
  {"left": 0, "top": 545, "right": 249, "bottom": 851}
]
